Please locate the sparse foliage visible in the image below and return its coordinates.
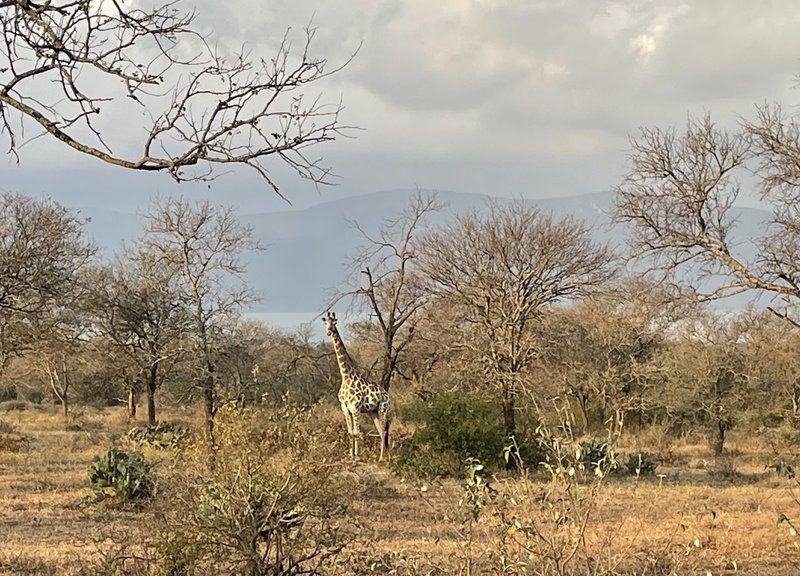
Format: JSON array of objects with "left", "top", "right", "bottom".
[
  {"left": 143, "top": 198, "right": 261, "bottom": 465},
  {"left": 419, "top": 201, "right": 616, "bottom": 450},
  {"left": 0, "top": 1, "right": 352, "bottom": 196},
  {"left": 343, "top": 191, "right": 442, "bottom": 391}
]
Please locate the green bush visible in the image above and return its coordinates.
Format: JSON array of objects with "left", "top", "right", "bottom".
[
  {"left": 25, "top": 390, "right": 45, "bottom": 404},
  {"left": 88, "top": 447, "right": 154, "bottom": 503},
  {"left": 579, "top": 439, "right": 618, "bottom": 475},
  {"left": 0, "top": 383, "right": 17, "bottom": 403},
  {"left": 0, "top": 399, "right": 27, "bottom": 412},
  {"left": 624, "top": 452, "right": 659, "bottom": 477},
  {"left": 125, "top": 422, "right": 190, "bottom": 450},
  {"left": 393, "top": 391, "right": 540, "bottom": 479}
]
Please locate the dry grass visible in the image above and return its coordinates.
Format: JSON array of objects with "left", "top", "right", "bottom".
[{"left": 2, "top": 408, "right": 800, "bottom": 575}]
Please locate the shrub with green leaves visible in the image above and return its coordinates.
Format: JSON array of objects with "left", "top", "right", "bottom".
[
  {"left": 88, "top": 447, "right": 154, "bottom": 503},
  {"left": 625, "top": 452, "right": 659, "bottom": 477},
  {"left": 0, "top": 383, "right": 17, "bottom": 403},
  {"left": 580, "top": 439, "right": 610, "bottom": 467},
  {"left": 125, "top": 422, "right": 190, "bottom": 450},
  {"left": 578, "top": 439, "right": 619, "bottom": 475},
  {"left": 393, "top": 391, "right": 541, "bottom": 478}
]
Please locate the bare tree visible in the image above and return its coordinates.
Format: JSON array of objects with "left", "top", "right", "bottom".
[
  {"left": 615, "top": 113, "right": 800, "bottom": 324},
  {"left": 342, "top": 191, "right": 442, "bottom": 391},
  {"left": 1, "top": 1, "right": 353, "bottom": 197},
  {"left": 657, "top": 311, "right": 751, "bottom": 456},
  {"left": 30, "top": 274, "right": 93, "bottom": 418},
  {"left": 0, "top": 193, "right": 94, "bottom": 378},
  {"left": 418, "top": 201, "right": 616, "bottom": 446},
  {"left": 534, "top": 281, "right": 679, "bottom": 431},
  {"left": 89, "top": 244, "right": 185, "bottom": 423},
  {"left": 144, "top": 198, "right": 260, "bottom": 464}
]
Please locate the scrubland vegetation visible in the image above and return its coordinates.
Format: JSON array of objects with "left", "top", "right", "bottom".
[
  {"left": 6, "top": 2, "right": 800, "bottom": 574},
  {"left": 4, "top": 180, "right": 800, "bottom": 575}
]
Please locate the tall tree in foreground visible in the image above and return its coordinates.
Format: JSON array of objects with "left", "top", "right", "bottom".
[
  {"left": 419, "top": 201, "right": 616, "bottom": 445},
  {"left": 144, "top": 199, "right": 260, "bottom": 464},
  {"left": 615, "top": 113, "right": 800, "bottom": 325},
  {"left": 1, "top": 1, "right": 351, "bottom": 197}
]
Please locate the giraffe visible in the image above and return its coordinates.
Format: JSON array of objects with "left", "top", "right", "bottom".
[{"left": 322, "top": 311, "right": 391, "bottom": 461}]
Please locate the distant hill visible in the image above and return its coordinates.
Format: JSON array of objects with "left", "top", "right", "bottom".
[{"left": 70, "top": 189, "right": 772, "bottom": 313}]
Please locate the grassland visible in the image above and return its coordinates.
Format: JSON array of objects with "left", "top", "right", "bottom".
[{"left": 2, "top": 406, "right": 800, "bottom": 575}]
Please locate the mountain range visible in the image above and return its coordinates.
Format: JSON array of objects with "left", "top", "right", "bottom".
[{"left": 70, "top": 189, "right": 772, "bottom": 314}]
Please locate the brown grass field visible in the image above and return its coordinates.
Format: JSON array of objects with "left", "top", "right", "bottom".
[{"left": 2, "top": 407, "right": 800, "bottom": 575}]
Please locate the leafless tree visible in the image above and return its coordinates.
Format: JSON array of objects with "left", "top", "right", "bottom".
[
  {"left": 28, "top": 265, "right": 94, "bottom": 418},
  {"left": 418, "top": 201, "right": 616, "bottom": 446},
  {"left": 341, "top": 190, "right": 442, "bottom": 391},
  {"left": 143, "top": 198, "right": 261, "bottom": 464},
  {"left": 615, "top": 113, "right": 800, "bottom": 324},
  {"left": 534, "top": 284, "right": 674, "bottom": 431},
  {"left": 657, "top": 311, "right": 751, "bottom": 456},
  {"left": 32, "top": 309, "right": 88, "bottom": 418},
  {"left": 89, "top": 244, "right": 186, "bottom": 423},
  {"left": 0, "top": 193, "right": 94, "bottom": 378},
  {"left": 1, "top": 1, "right": 353, "bottom": 198}
]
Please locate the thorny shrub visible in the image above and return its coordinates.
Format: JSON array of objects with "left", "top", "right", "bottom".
[
  {"left": 85, "top": 401, "right": 351, "bottom": 576},
  {"left": 624, "top": 452, "right": 659, "bottom": 477}
]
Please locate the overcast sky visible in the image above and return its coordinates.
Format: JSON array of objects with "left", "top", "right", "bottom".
[{"left": 2, "top": 0, "right": 800, "bottom": 212}]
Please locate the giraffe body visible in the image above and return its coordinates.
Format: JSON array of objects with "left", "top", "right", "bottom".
[{"left": 323, "top": 312, "right": 391, "bottom": 461}]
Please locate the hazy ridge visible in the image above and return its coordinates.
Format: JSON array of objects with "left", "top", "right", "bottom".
[{"left": 70, "top": 189, "right": 772, "bottom": 314}]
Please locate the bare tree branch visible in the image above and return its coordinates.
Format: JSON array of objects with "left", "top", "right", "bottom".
[{"left": 0, "top": 1, "right": 355, "bottom": 197}]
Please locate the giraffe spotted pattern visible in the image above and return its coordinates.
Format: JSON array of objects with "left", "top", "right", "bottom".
[{"left": 323, "top": 311, "right": 391, "bottom": 461}]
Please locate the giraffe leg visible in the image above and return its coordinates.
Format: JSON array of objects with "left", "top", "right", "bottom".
[
  {"left": 352, "top": 412, "right": 360, "bottom": 461},
  {"left": 341, "top": 404, "right": 354, "bottom": 458},
  {"left": 372, "top": 413, "right": 387, "bottom": 462}
]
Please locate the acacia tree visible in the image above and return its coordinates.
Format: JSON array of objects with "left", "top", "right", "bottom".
[
  {"left": 536, "top": 297, "right": 661, "bottom": 430},
  {"left": 419, "top": 201, "right": 616, "bottom": 444},
  {"left": 1, "top": 1, "right": 351, "bottom": 197},
  {"left": 614, "top": 113, "right": 800, "bottom": 324},
  {"left": 33, "top": 310, "right": 88, "bottom": 417},
  {"left": 144, "top": 198, "right": 260, "bottom": 463},
  {"left": 0, "top": 193, "right": 94, "bottom": 379},
  {"left": 342, "top": 191, "right": 442, "bottom": 391},
  {"left": 658, "top": 312, "right": 751, "bottom": 456},
  {"left": 744, "top": 311, "right": 800, "bottom": 430},
  {"left": 90, "top": 245, "right": 185, "bottom": 423}
]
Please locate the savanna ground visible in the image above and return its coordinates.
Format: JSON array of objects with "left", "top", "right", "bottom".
[{"left": 2, "top": 405, "right": 800, "bottom": 576}]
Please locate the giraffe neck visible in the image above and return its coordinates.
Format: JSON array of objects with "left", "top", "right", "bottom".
[{"left": 329, "top": 326, "right": 356, "bottom": 381}]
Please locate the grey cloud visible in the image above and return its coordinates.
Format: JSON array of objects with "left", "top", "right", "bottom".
[{"left": 3, "top": 0, "right": 800, "bottom": 209}]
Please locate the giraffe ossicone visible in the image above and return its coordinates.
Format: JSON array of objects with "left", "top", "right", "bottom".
[{"left": 323, "top": 311, "right": 391, "bottom": 461}]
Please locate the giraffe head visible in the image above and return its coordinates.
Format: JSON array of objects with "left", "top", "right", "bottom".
[{"left": 322, "top": 311, "right": 337, "bottom": 336}]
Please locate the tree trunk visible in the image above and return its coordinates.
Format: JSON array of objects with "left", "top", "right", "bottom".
[
  {"left": 502, "top": 382, "right": 516, "bottom": 438},
  {"left": 204, "top": 373, "right": 217, "bottom": 470},
  {"left": 146, "top": 361, "right": 158, "bottom": 424},
  {"left": 379, "top": 353, "right": 393, "bottom": 391},
  {"left": 712, "top": 419, "right": 726, "bottom": 456},
  {"left": 502, "top": 379, "right": 518, "bottom": 469},
  {"left": 128, "top": 388, "right": 137, "bottom": 420}
]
